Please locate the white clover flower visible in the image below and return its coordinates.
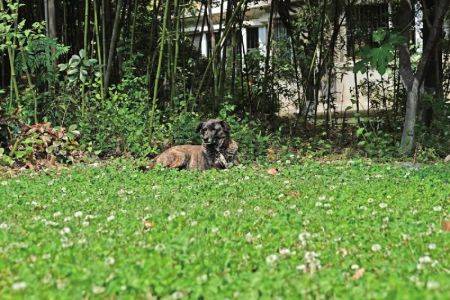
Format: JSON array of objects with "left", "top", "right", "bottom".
[
  {"left": 302, "top": 251, "right": 321, "bottom": 273},
  {"left": 426, "top": 281, "right": 440, "bottom": 290},
  {"left": 433, "top": 206, "right": 442, "bottom": 212},
  {"left": 61, "top": 240, "right": 73, "bottom": 248},
  {"left": 315, "top": 201, "right": 323, "bottom": 207},
  {"left": 237, "top": 208, "right": 243, "bottom": 214},
  {"left": 171, "top": 291, "right": 184, "bottom": 299},
  {"left": 82, "top": 221, "right": 90, "bottom": 227},
  {"left": 92, "top": 285, "right": 105, "bottom": 294},
  {"left": 367, "top": 198, "right": 374, "bottom": 203},
  {"left": 1, "top": 181, "right": 7, "bottom": 186},
  {"left": 105, "top": 257, "right": 115, "bottom": 265},
  {"left": 60, "top": 227, "right": 71, "bottom": 235},
  {"left": 53, "top": 212, "right": 62, "bottom": 218},
  {"left": 63, "top": 217, "right": 72, "bottom": 222},
  {"left": 190, "top": 220, "right": 198, "bottom": 226},
  {"left": 304, "top": 251, "right": 319, "bottom": 261},
  {"left": 211, "top": 227, "right": 219, "bottom": 234},
  {"left": 351, "top": 264, "right": 360, "bottom": 270},
  {"left": 298, "top": 232, "right": 311, "bottom": 241},
  {"left": 428, "top": 243, "right": 436, "bottom": 250},
  {"left": 74, "top": 211, "right": 83, "bottom": 218},
  {"left": 254, "top": 206, "right": 260, "bottom": 212},
  {"left": 31, "top": 201, "right": 38, "bottom": 206},
  {"left": 265, "top": 254, "right": 279, "bottom": 265},
  {"left": 0, "top": 223, "right": 9, "bottom": 230},
  {"left": 196, "top": 274, "right": 208, "bottom": 284},
  {"left": 279, "top": 248, "right": 291, "bottom": 256},
  {"left": 418, "top": 256, "right": 432, "bottom": 264},
  {"left": 167, "top": 214, "right": 176, "bottom": 221},
  {"left": 245, "top": 232, "right": 254, "bottom": 243},
  {"left": 12, "top": 281, "right": 27, "bottom": 291},
  {"left": 401, "top": 233, "right": 411, "bottom": 241},
  {"left": 318, "top": 195, "right": 326, "bottom": 201},
  {"left": 326, "top": 209, "right": 333, "bottom": 215},
  {"left": 379, "top": 203, "right": 388, "bottom": 209},
  {"left": 155, "top": 244, "right": 166, "bottom": 252},
  {"left": 107, "top": 215, "right": 115, "bottom": 222},
  {"left": 371, "top": 244, "right": 381, "bottom": 252},
  {"left": 44, "top": 220, "right": 59, "bottom": 227},
  {"left": 298, "top": 231, "right": 311, "bottom": 246},
  {"left": 223, "top": 210, "right": 231, "bottom": 217},
  {"left": 296, "top": 264, "right": 306, "bottom": 272}
]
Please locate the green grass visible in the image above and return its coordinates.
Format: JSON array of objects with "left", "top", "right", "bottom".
[{"left": 0, "top": 160, "right": 449, "bottom": 299}]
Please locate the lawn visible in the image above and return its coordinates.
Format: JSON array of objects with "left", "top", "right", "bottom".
[{"left": 0, "top": 160, "right": 449, "bottom": 299}]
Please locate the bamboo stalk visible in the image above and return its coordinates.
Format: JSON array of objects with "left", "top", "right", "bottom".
[
  {"left": 196, "top": 0, "right": 248, "bottom": 101},
  {"left": 94, "top": 0, "right": 105, "bottom": 101},
  {"left": 81, "top": 0, "right": 90, "bottom": 118},
  {"left": 2, "top": 1, "right": 20, "bottom": 108},
  {"left": 170, "top": 0, "right": 181, "bottom": 108},
  {"left": 130, "top": 0, "right": 139, "bottom": 54},
  {"left": 148, "top": 0, "right": 171, "bottom": 143},
  {"left": 104, "top": 0, "right": 124, "bottom": 92}
]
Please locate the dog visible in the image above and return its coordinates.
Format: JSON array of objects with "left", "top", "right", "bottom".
[{"left": 142, "top": 119, "right": 238, "bottom": 171}]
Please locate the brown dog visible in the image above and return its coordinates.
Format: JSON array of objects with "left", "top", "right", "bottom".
[{"left": 143, "top": 119, "right": 238, "bottom": 171}]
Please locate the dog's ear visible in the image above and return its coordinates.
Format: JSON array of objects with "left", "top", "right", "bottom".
[
  {"left": 220, "top": 120, "right": 230, "bottom": 134},
  {"left": 196, "top": 122, "right": 204, "bottom": 133}
]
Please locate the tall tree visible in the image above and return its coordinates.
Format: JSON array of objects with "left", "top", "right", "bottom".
[
  {"left": 394, "top": 0, "right": 449, "bottom": 155},
  {"left": 104, "top": 0, "right": 124, "bottom": 91},
  {"left": 47, "top": 0, "right": 57, "bottom": 39},
  {"left": 421, "top": 0, "right": 444, "bottom": 127}
]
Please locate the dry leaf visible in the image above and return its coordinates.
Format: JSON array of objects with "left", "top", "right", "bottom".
[
  {"left": 442, "top": 220, "right": 450, "bottom": 232},
  {"left": 352, "top": 268, "right": 365, "bottom": 280},
  {"left": 143, "top": 220, "right": 155, "bottom": 230},
  {"left": 288, "top": 191, "right": 300, "bottom": 197},
  {"left": 267, "top": 168, "right": 278, "bottom": 175}
]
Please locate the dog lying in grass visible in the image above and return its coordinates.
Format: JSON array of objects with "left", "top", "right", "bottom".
[{"left": 142, "top": 119, "right": 238, "bottom": 171}]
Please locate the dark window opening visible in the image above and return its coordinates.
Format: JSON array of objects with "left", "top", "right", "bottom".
[
  {"left": 246, "top": 27, "right": 259, "bottom": 51},
  {"left": 346, "top": 4, "right": 389, "bottom": 56}
]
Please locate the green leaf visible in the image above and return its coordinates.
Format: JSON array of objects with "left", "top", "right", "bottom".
[
  {"left": 356, "top": 127, "right": 365, "bottom": 137},
  {"left": 354, "top": 61, "right": 367, "bottom": 74},
  {"left": 372, "top": 28, "right": 387, "bottom": 43},
  {"left": 58, "top": 63, "right": 68, "bottom": 72},
  {"left": 67, "top": 68, "right": 78, "bottom": 76}
]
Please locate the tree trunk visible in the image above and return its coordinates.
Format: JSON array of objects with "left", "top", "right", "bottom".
[
  {"left": 104, "top": 0, "right": 124, "bottom": 92},
  {"left": 421, "top": 0, "right": 443, "bottom": 127},
  {"left": 400, "top": 79, "right": 420, "bottom": 154},
  {"left": 47, "top": 0, "right": 57, "bottom": 39}
]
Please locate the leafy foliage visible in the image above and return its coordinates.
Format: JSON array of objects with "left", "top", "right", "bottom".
[
  {"left": 0, "top": 122, "right": 90, "bottom": 168},
  {"left": 354, "top": 29, "right": 406, "bottom": 75}
]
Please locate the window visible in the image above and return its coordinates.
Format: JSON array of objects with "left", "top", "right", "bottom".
[
  {"left": 246, "top": 27, "right": 259, "bottom": 51},
  {"left": 346, "top": 4, "right": 389, "bottom": 55},
  {"left": 273, "top": 20, "right": 292, "bottom": 61},
  {"left": 273, "top": 20, "right": 288, "bottom": 41}
]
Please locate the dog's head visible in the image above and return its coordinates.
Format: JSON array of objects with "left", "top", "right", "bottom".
[{"left": 196, "top": 119, "right": 230, "bottom": 147}]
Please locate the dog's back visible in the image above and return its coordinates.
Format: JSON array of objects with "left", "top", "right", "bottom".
[{"left": 144, "top": 145, "right": 209, "bottom": 171}]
